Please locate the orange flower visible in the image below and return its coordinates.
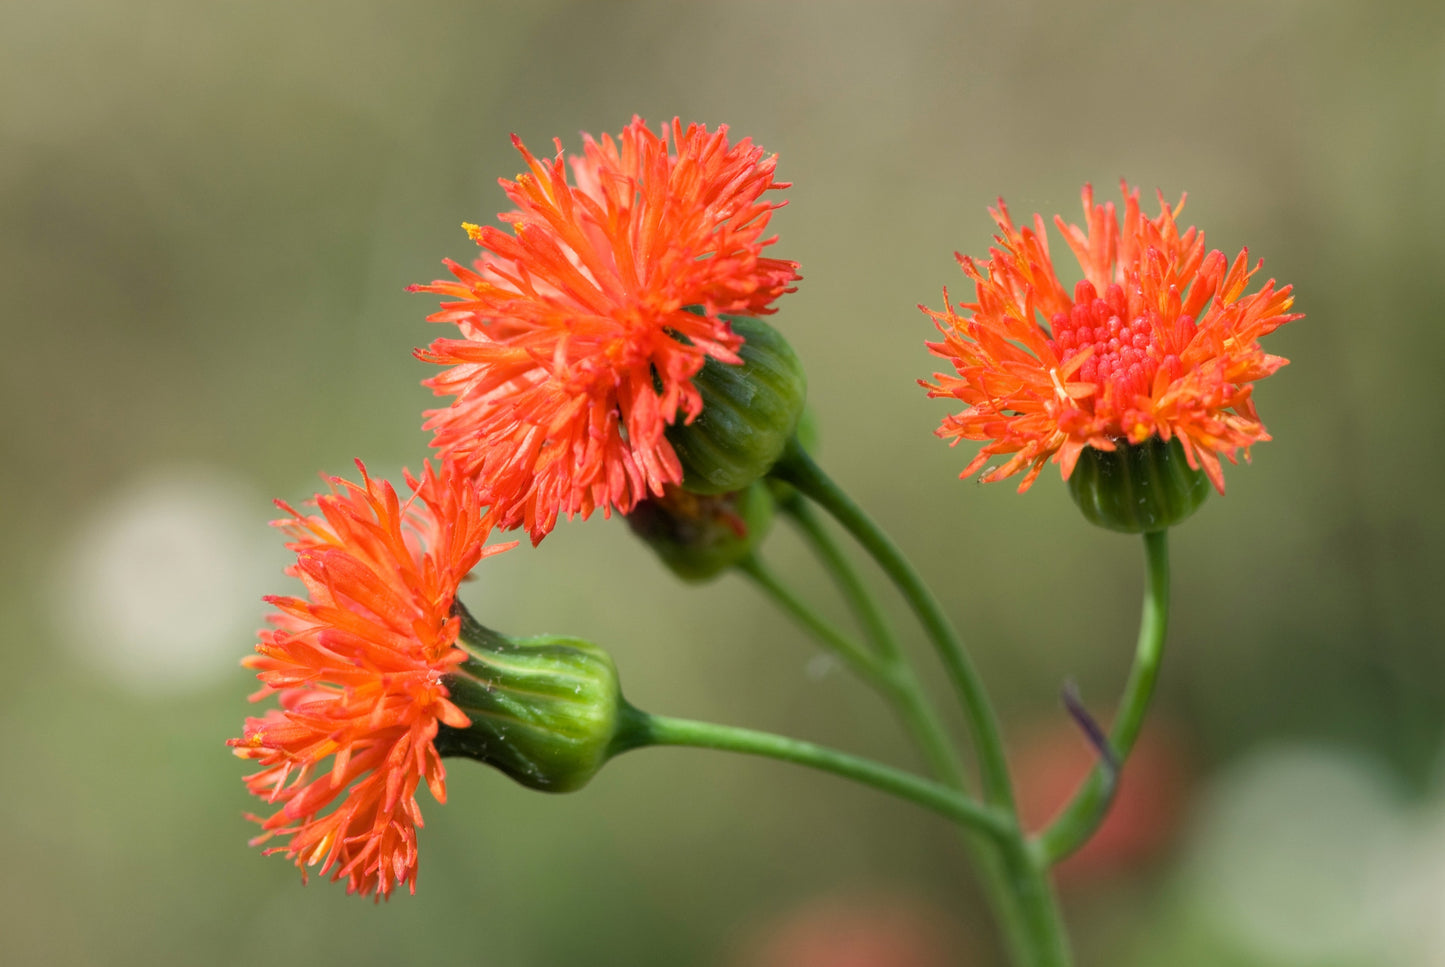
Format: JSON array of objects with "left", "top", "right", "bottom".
[
  {"left": 229, "top": 461, "right": 510, "bottom": 898},
  {"left": 410, "top": 117, "right": 800, "bottom": 543},
  {"left": 922, "top": 183, "right": 1301, "bottom": 492}
]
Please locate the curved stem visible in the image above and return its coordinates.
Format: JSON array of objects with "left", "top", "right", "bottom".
[
  {"left": 1036, "top": 528, "right": 1171, "bottom": 865},
  {"left": 772, "top": 442, "right": 1072, "bottom": 965},
  {"left": 775, "top": 498, "right": 967, "bottom": 787},
  {"left": 614, "top": 705, "right": 1013, "bottom": 843},
  {"left": 742, "top": 546, "right": 975, "bottom": 802},
  {"left": 781, "top": 496, "right": 901, "bottom": 661},
  {"left": 737, "top": 554, "right": 892, "bottom": 690},
  {"left": 773, "top": 440, "right": 1015, "bottom": 810},
  {"left": 756, "top": 503, "right": 1047, "bottom": 961}
]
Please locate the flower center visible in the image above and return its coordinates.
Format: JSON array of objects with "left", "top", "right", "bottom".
[{"left": 1048, "top": 281, "right": 1184, "bottom": 404}]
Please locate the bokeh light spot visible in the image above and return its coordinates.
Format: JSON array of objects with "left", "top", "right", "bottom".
[{"left": 53, "top": 465, "right": 274, "bottom": 696}]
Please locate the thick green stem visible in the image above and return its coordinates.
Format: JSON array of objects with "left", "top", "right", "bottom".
[
  {"left": 998, "top": 840, "right": 1073, "bottom": 967},
  {"left": 614, "top": 705, "right": 1013, "bottom": 843},
  {"left": 773, "top": 440, "right": 1015, "bottom": 810},
  {"left": 1036, "top": 528, "right": 1171, "bottom": 864}
]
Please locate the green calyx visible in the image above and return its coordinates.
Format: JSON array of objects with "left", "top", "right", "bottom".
[
  {"left": 438, "top": 608, "right": 623, "bottom": 793},
  {"left": 1067, "top": 436, "right": 1210, "bottom": 533},
  {"left": 667, "top": 315, "right": 807, "bottom": 495},
  {"left": 627, "top": 480, "right": 775, "bottom": 583}
]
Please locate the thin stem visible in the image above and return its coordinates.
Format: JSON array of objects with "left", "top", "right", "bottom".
[
  {"left": 773, "top": 439, "right": 1015, "bottom": 810},
  {"left": 761, "top": 500, "right": 1047, "bottom": 961},
  {"left": 1036, "top": 528, "right": 1171, "bottom": 865},
  {"left": 737, "top": 554, "right": 892, "bottom": 690},
  {"left": 773, "top": 442, "right": 1071, "bottom": 965},
  {"left": 781, "top": 496, "right": 901, "bottom": 661},
  {"left": 776, "top": 497, "right": 967, "bottom": 786},
  {"left": 614, "top": 705, "right": 1013, "bottom": 843}
]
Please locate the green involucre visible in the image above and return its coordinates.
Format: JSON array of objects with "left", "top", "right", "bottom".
[
  {"left": 438, "top": 617, "right": 623, "bottom": 793},
  {"left": 667, "top": 315, "right": 807, "bottom": 495},
  {"left": 1067, "top": 437, "right": 1210, "bottom": 533}
]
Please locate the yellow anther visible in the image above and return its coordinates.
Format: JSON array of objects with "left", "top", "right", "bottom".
[{"left": 1049, "top": 368, "right": 1072, "bottom": 403}]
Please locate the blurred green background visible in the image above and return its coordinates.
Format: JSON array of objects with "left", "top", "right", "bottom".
[{"left": 4, "top": 1, "right": 1443, "bottom": 964}]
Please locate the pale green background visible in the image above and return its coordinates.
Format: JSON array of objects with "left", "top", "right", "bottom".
[{"left": 3, "top": 1, "right": 1442, "bottom": 965}]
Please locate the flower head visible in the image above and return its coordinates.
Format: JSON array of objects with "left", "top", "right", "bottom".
[
  {"left": 410, "top": 117, "right": 799, "bottom": 543},
  {"left": 229, "top": 461, "right": 510, "bottom": 898},
  {"left": 922, "top": 183, "right": 1301, "bottom": 492}
]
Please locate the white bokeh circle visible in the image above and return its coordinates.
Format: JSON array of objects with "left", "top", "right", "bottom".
[{"left": 55, "top": 465, "right": 277, "bottom": 696}]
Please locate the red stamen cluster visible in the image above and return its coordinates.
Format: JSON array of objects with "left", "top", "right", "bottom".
[
  {"left": 923, "top": 183, "right": 1301, "bottom": 491},
  {"left": 1052, "top": 281, "right": 1189, "bottom": 404}
]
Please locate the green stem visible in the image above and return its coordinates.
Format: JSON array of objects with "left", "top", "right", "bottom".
[
  {"left": 776, "top": 497, "right": 967, "bottom": 771},
  {"left": 614, "top": 705, "right": 1013, "bottom": 843},
  {"left": 997, "top": 840, "right": 1073, "bottom": 967},
  {"left": 773, "top": 439, "right": 1015, "bottom": 810},
  {"left": 772, "top": 441, "right": 1071, "bottom": 965},
  {"left": 781, "top": 496, "right": 902, "bottom": 663},
  {"left": 1036, "top": 528, "right": 1171, "bottom": 864},
  {"left": 743, "top": 524, "right": 963, "bottom": 783},
  {"left": 737, "top": 554, "right": 893, "bottom": 690},
  {"left": 753, "top": 507, "right": 1045, "bottom": 962}
]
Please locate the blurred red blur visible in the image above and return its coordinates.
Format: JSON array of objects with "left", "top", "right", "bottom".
[
  {"left": 1014, "top": 719, "right": 1192, "bottom": 883},
  {"left": 731, "top": 894, "right": 963, "bottom": 967}
]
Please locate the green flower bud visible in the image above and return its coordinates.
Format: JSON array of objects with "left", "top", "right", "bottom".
[
  {"left": 668, "top": 315, "right": 807, "bottom": 495},
  {"left": 438, "top": 609, "right": 623, "bottom": 793},
  {"left": 1067, "top": 436, "right": 1210, "bottom": 533},
  {"left": 627, "top": 481, "right": 775, "bottom": 582}
]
